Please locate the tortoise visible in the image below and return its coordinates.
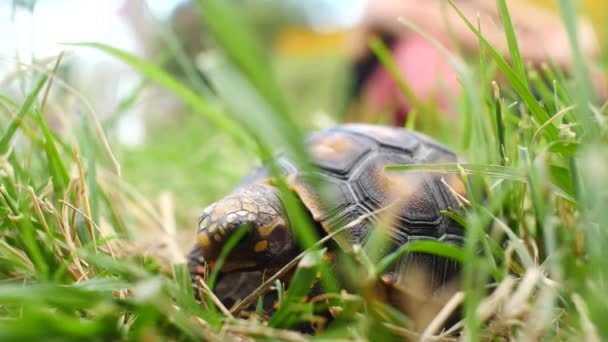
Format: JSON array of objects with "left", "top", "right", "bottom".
[{"left": 188, "top": 123, "right": 467, "bottom": 306}]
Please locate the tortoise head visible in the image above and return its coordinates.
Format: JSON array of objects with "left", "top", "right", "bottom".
[{"left": 195, "top": 184, "right": 296, "bottom": 272}]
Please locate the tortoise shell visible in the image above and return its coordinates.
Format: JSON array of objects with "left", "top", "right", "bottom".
[
  {"left": 239, "top": 124, "right": 466, "bottom": 251},
  {"left": 190, "top": 124, "right": 467, "bottom": 293}
]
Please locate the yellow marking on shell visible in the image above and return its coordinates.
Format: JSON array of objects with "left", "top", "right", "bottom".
[
  {"left": 254, "top": 240, "right": 268, "bottom": 253},
  {"left": 207, "top": 223, "right": 218, "bottom": 234},
  {"left": 258, "top": 218, "right": 285, "bottom": 237},
  {"left": 447, "top": 174, "right": 467, "bottom": 199},
  {"left": 322, "top": 251, "right": 335, "bottom": 263},
  {"left": 226, "top": 214, "right": 237, "bottom": 223},
  {"left": 218, "top": 224, "right": 229, "bottom": 235},
  {"left": 236, "top": 210, "right": 249, "bottom": 217},
  {"left": 214, "top": 234, "right": 223, "bottom": 242},
  {"left": 374, "top": 164, "right": 421, "bottom": 208},
  {"left": 198, "top": 234, "right": 211, "bottom": 248}
]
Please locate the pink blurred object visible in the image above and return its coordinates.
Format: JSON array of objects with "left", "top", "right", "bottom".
[{"left": 363, "top": 36, "right": 461, "bottom": 125}]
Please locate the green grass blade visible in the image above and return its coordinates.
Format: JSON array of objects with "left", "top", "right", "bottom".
[
  {"left": 385, "top": 163, "right": 524, "bottom": 181},
  {"left": 34, "top": 109, "right": 69, "bottom": 194},
  {"left": 376, "top": 241, "right": 464, "bottom": 276},
  {"left": 206, "top": 226, "right": 248, "bottom": 291},
  {"left": 171, "top": 264, "right": 205, "bottom": 315},
  {"left": 195, "top": 0, "right": 289, "bottom": 117},
  {"left": 204, "top": 225, "right": 249, "bottom": 326},
  {"left": 493, "top": 83, "right": 507, "bottom": 165},
  {"left": 405, "top": 108, "right": 418, "bottom": 130},
  {"left": 269, "top": 249, "right": 325, "bottom": 328},
  {"left": 0, "top": 74, "right": 48, "bottom": 154},
  {"left": 0, "top": 186, "right": 49, "bottom": 279},
  {"left": 496, "top": 0, "right": 527, "bottom": 84},
  {"left": 556, "top": 0, "right": 599, "bottom": 139},
  {"left": 477, "top": 17, "right": 491, "bottom": 155},
  {"left": 0, "top": 283, "right": 107, "bottom": 307},
  {"left": 195, "top": 0, "right": 311, "bottom": 168},
  {"left": 64, "top": 42, "right": 254, "bottom": 151}
]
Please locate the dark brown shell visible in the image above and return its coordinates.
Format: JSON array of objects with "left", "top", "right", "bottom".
[{"left": 248, "top": 124, "right": 467, "bottom": 252}]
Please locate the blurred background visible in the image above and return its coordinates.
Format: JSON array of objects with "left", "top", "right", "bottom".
[
  {"left": 1, "top": 0, "right": 605, "bottom": 246},
  {"left": 1, "top": 0, "right": 362, "bottom": 236}
]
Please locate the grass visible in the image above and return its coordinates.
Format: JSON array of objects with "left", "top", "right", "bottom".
[{"left": 1, "top": 0, "right": 608, "bottom": 340}]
